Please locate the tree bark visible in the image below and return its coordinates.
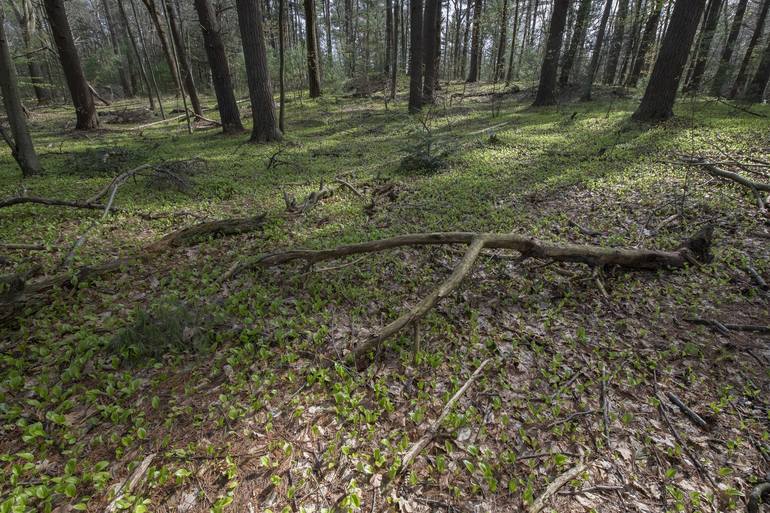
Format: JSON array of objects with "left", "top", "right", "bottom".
[
  {"left": 533, "top": 0, "right": 569, "bottom": 106},
  {"left": 617, "top": 0, "right": 643, "bottom": 85},
  {"left": 493, "top": 0, "right": 509, "bottom": 82},
  {"left": 391, "top": 0, "right": 399, "bottom": 98},
  {"left": 0, "top": 2, "right": 41, "bottom": 176},
  {"left": 466, "top": 0, "right": 483, "bottom": 82},
  {"left": 504, "top": 0, "right": 520, "bottom": 84},
  {"left": 385, "top": 0, "right": 393, "bottom": 74},
  {"left": 603, "top": 0, "right": 629, "bottom": 84},
  {"left": 632, "top": 0, "right": 706, "bottom": 122},
  {"left": 684, "top": 0, "right": 723, "bottom": 92},
  {"left": 117, "top": 0, "right": 154, "bottom": 108},
  {"left": 709, "top": 0, "right": 748, "bottom": 96},
  {"left": 304, "top": 0, "right": 323, "bottom": 97},
  {"left": 235, "top": 0, "right": 281, "bottom": 141},
  {"left": 625, "top": 0, "right": 663, "bottom": 87},
  {"left": 8, "top": 0, "right": 51, "bottom": 104},
  {"left": 743, "top": 35, "right": 770, "bottom": 102},
  {"left": 43, "top": 0, "right": 99, "bottom": 129},
  {"left": 422, "top": 0, "right": 440, "bottom": 101},
  {"left": 581, "top": 0, "right": 613, "bottom": 100},
  {"left": 165, "top": 0, "right": 202, "bottom": 116},
  {"left": 101, "top": 0, "right": 132, "bottom": 96},
  {"left": 279, "top": 0, "right": 286, "bottom": 131},
  {"left": 140, "top": 0, "right": 182, "bottom": 92},
  {"left": 559, "top": 0, "right": 592, "bottom": 86},
  {"left": 408, "top": 0, "right": 424, "bottom": 112},
  {"left": 729, "top": 0, "right": 770, "bottom": 98},
  {"left": 344, "top": 0, "right": 354, "bottom": 74},
  {"left": 194, "top": 0, "right": 243, "bottom": 133}
]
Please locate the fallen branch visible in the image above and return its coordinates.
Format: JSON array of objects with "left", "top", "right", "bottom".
[
  {"left": 528, "top": 462, "right": 587, "bottom": 513},
  {"left": 0, "top": 243, "right": 46, "bottom": 251},
  {"left": 0, "top": 195, "right": 110, "bottom": 212},
  {"left": 283, "top": 183, "right": 334, "bottom": 215},
  {"left": 681, "top": 156, "right": 770, "bottom": 210},
  {"left": 105, "top": 453, "right": 155, "bottom": 513},
  {"left": 666, "top": 392, "right": 709, "bottom": 430},
  {"left": 683, "top": 318, "right": 770, "bottom": 334},
  {"left": 131, "top": 113, "right": 188, "bottom": 131},
  {"left": 568, "top": 218, "right": 603, "bottom": 237},
  {"left": 88, "top": 83, "right": 110, "bottom": 106},
  {"left": 333, "top": 177, "right": 365, "bottom": 198}
]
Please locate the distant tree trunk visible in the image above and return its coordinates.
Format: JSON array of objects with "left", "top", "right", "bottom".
[
  {"left": 304, "top": 0, "right": 322, "bottom": 96},
  {"left": 709, "top": 0, "right": 747, "bottom": 96},
  {"left": 684, "top": 0, "right": 723, "bottom": 92},
  {"left": 278, "top": 0, "right": 286, "bottom": 131},
  {"left": 466, "top": 0, "right": 482, "bottom": 82},
  {"left": 345, "top": 0, "right": 354, "bottom": 74},
  {"left": 100, "top": 0, "right": 132, "bottom": 96},
  {"left": 581, "top": 0, "right": 613, "bottom": 100},
  {"left": 603, "top": 0, "right": 629, "bottom": 84},
  {"left": 504, "top": 0, "right": 520, "bottom": 84},
  {"left": 236, "top": 0, "right": 281, "bottom": 141},
  {"left": 460, "top": 0, "right": 472, "bottom": 78},
  {"left": 127, "top": 0, "right": 166, "bottom": 116},
  {"left": 743, "top": 36, "right": 770, "bottom": 102},
  {"left": 408, "top": 0, "right": 424, "bottom": 112},
  {"left": 165, "top": 0, "right": 202, "bottom": 115},
  {"left": 559, "top": 0, "right": 592, "bottom": 86},
  {"left": 391, "top": 0, "right": 398, "bottom": 97},
  {"left": 385, "top": 0, "right": 393, "bottom": 74},
  {"left": 43, "top": 0, "right": 99, "bottom": 129},
  {"left": 493, "top": 0, "right": 509, "bottom": 81},
  {"left": 422, "top": 0, "right": 439, "bottom": 101},
  {"left": 625, "top": 0, "right": 663, "bottom": 87},
  {"left": 729, "top": 0, "right": 770, "bottom": 98},
  {"left": 194, "top": 0, "right": 243, "bottom": 133},
  {"left": 0, "top": 2, "right": 41, "bottom": 176},
  {"left": 117, "top": 0, "right": 154, "bottom": 108},
  {"left": 140, "top": 0, "right": 182, "bottom": 92},
  {"left": 517, "top": 0, "right": 533, "bottom": 72},
  {"left": 8, "top": 0, "right": 52, "bottom": 104},
  {"left": 323, "top": 0, "right": 332, "bottom": 68},
  {"left": 632, "top": 0, "right": 706, "bottom": 122},
  {"left": 533, "top": 0, "right": 568, "bottom": 105},
  {"left": 617, "top": 0, "right": 643, "bottom": 84}
]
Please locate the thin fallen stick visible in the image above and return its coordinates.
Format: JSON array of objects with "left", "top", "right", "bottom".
[
  {"left": 666, "top": 392, "right": 709, "bottom": 430},
  {"left": 683, "top": 318, "right": 770, "bottom": 334},
  {"left": 105, "top": 453, "right": 156, "bottom": 513},
  {"left": 0, "top": 243, "right": 46, "bottom": 251},
  {"left": 0, "top": 196, "right": 111, "bottom": 211},
  {"left": 600, "top": 365, "right": 612, "bottom": 449},
  {"left": 558, "top": 484, "right": 623, "bottom": 495},
  {"left": 333, "top": 177, "right": 365, "bottom": 198},
  {"left": 131, "top": 113, "right": 187, "bottom": 131},
  {"left": 528, "top": 462, "right": 587, "bottom": 513},
  {"left": 568, "top": 218, "right": 602, "bottom": 237},
  {"left": 546, "top": 410, "right": 597, "bottom": 429}
]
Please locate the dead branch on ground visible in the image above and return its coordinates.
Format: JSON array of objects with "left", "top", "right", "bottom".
[
  {"left": 283, "top": 183, "right": 334, "bottom": 215},
  {"left": 683, "top": 318, "right": 770, "bottom": 334},
  {"left": 666, "top": 392, "right": 709, "bottom": 430},
  {"left": 528, "top": 462, "right": 587, "bottom": 513},
  {"left": 680, "top": 156, "right": 770, "bottom": 211}
]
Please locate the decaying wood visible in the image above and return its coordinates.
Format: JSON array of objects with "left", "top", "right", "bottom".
[
  {"left": 683, "top": 318, "right": 770, "bottom": 334},
  {"left": 528, "top": 462, "right": 587, "bottom": 513},
  {"left": 105, "top": 453, "right": 156, "bottom": 513},
  {"left": 680, "top": 156, "right": 770, "bottom": 210},
  {"left": 88, "top": 83, "right": 111, "bottom": 106},
  {"left": 0, "top": 195, "right": 111, "bottom": 211},
  {"left": 283, "top": 183, "right": 334, "bottom": 215},
  {"left": 146, "top": 214, "right": 265, "bottom": 251},
  {"left": 666, "top": 392, "right": 709, "bottom": 430}
]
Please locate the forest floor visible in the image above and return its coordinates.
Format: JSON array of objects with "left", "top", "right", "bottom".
[{"left": 1, "top": 83, "right": 769, "bottom": 513}]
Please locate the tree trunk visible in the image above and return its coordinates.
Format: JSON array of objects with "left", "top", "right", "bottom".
[
  {"left": 466, "top": 0, "right": 482, "bottom": 82},
  {"left": 323, "top": 0, "right": 332, "bottom": 68},
  {"left": 581, "top": 0, "right": 613, "bottom": 100},
  {"left": 279, "top": 0, "right": 286, "bottom": 131},
  {"left": 533, "top": 0, "right": 569, "bottom": 106},
  {"left": 165, "top": 0, "right": 202, "bottom": 116},
  {"left": 743, "top": 35, "right": 770, "bottom": 102},
  {"left": 559, "top": 0, "right": 592, "bottom": 86},
  {"left": 385, "top": 0, "right": 393, "bottom": 74},
  {"left": 617, "top": 0, "right": 643, "bottom": 85},
  {"left": 0, "top": 2, "right": 41, "bottom": 176},
  {"left": 235, "top": 0, "right": 281, "bottom": 141},
  {"left": 422, "top": 0, "right": 439, "bottom": 101},
  {"left": 101, "top": 0, "right": 132, "bottom": 96},
  {"left": 303, "top": 0, "right": 322, "bottom": 97},
  {"left": 408, "top": 0, "right": 424, "bottom": 112},
  {"left": 729, "top": 0, "right": 770, "bottom": 98},
  {"left": 194, "top": 0, "right": 243, "bottom": 133},
  {"left": 390, "top": 0, "right": 398, "bottom": 98},
  {"left": 625, "top": 0, "right": 663, "bottom": 87},
  {"left": 117, "top": 0, "right": 154, "bottom": 108},
  {"left": 603, "top": 0, "right": 629, "bottom": 84},
  {"left": 127, "top": 0, "right": 166, "bottom": 116},
  {"left": 504, "top": 0, "right": 520, "bottom": 84},
  {"left": 140, "top": 0, "right": 182, "bottom": 92},
  {"left": 460, "top": 0, "right": 472, "bottom": 78},
  {"left": 684, "top": 0, "right": 723, "bottom": 92},
  {"left": 493, "top": 0, "right": 509, "bottom": 82},
  {"left": 8, "top": 0, "right": 52, "bottom": 104},
  {"left": 345, "top": 0, "right": 354, "bottom": 75},
  {"left": 43, "top": 0, "right": 99, "bottom": 129},
  {"left": 632, "top": 0, "right": 706, "bottom": 122},
  {"left": 709, "top": 0, "right": 748, "bottom": 96}
]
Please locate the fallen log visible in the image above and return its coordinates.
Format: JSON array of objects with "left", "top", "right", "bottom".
[
  {"left": 0, "top": 195, "right": 109, "bottom": 211},
  {"left": 680, "top": 156, "right": 770, "bottom": 210}
]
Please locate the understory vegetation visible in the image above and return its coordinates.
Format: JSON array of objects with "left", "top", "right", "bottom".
[{"left": 1, "top": 86, "right": 769, "bottom": 513}]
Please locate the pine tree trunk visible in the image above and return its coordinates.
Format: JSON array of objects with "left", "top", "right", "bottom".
[
  {"left": 729, "top": 0, "right": 770, "bottom": 98},
  {"left": 504, "top": 0, "right": 520, "bottom": 84},
  {"left": 632, "top": 0, "right": 706, "bottom": 122},
  {"left": 684, "top": 0, "right": 723, "bottom": 92},
  {"left": 603, "top": 0, "right": 629, "bottom": 84},
  {"left": 345, "top": 0, "right": 354, "bottom": 75},
  {"left": 165, "top": 0, "right": 202, "bottom": 115},
  {"left": 304, "top": 0, "right": 322, "bottom": 96},
  {"left": 140, "top": 0, "right": 182, "bottom": 92},
  {"left": 323, "top": 0, "right": 332, "bottom": 68},
  {"left": 390, "top": 0, "right": 398, "bottom": 97},
  {"left": 235, "top": 0, "right": 281, "bottom": 141},
  {"left": 43, "top": 0, "right": 99, "bottom": 129},
  {"left": 559, "top": 0, "right": 592, "bottom": 86},
  {"left": 279, "top": 0, "right": 286, "bottom": 130},
  {"left": 0, "top": 2, "right": 41, "bottom": 176},
  {"left": 385, "top": 0, "right": 393, "bottom": 74},
  {"left": 408, "top": 0, "right": 424, "bottom": 112},
  {"left": 743, "top": 35, "right": 770, "bottom": 102},
  {"left": 581, "top": 0, "right": 613, "bottom": 100},
  {"left": 460, "top": 0, "right": 472, "bottom": 78},
  {"left": 533, "top": 0, "right": 568, "bottom": 106},
  {"left": 422, "top": 0, "right": 439, "bottom": 101},
  {"left": 617, "top": 0, "right": 643, "bottom": 85},
  {"left": 466, "top": 0, "right": 482, "bottom": 82},
  {"left": 194, "top": 0, "right": 243, "bottom": 133},
  {"left": 709, "top": 0, "right": 747, "bottom": 96},
  {"left": 625, "top": 0, "right": 663, "bottom": 87}
]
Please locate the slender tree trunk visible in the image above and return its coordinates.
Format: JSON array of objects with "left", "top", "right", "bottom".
[
  {"left": 603, "top": 0, "right": 629, "bottom": 84},
  {"left": 408, "top": 0, "right": 424, "bottom": 111},
  {"left": 709, "top": 0, "right": 747, "bottom": 96},
  {"left": 729, "top": 0, "right": 770, "bottom": 98},
  {"left": 743, "top": 35, "right": 770, "bottom": 102},
  {"left": 581, "top": 0, "right": 613, "bottom": 100},
  {"left": 140, "top": 0, "right": 182, "bottom": 91},
  {"left": 43, "top": 0, "right": 98, "bottom": 129},
  {"left": 391, "top": 0, "right": 399, "bottom": 97},
  {"left": 279, "top": 0, "right": 286, "bottom": 130},
  {"left": 128, "top": 0, "right": 165, "bottom": 116},
  {"left": 559, "top": 0, "right": 592, "bottom": 86},
  {"left": 466, "top": 0, "right": 482, "bottom": 82},
  {"left": 385, "top": 0, "right": 393, "bottom": 74},
  {"left": 460, "top": 0, "right": 472, "bottom": 78},
  {"left": 323, "top": 0, "right": 332, "bottom": 68},
  {"left": 166, "top": 0, "right": 202, "bottom": 115},
  {"left": 632, "top": 0, "right": 706, "bottom": 122},
  {"left": 194, "top": 0, "right": 243, "bottom": 133},
  {"left": 493, "top": 0, "right": 509, "bottom": 82},
  {"left": 236, "top": 0, "right": 281, "bottom": 141},
  {"left": 533, "top": 0, "right": 568, "bottom": 105},
  {"left": 100, "top": 0, "right": 132, "bottom": 96},
  {"left": 304, "top": 0, "right": 322, "bottom": 96},
  {"left": 117, "top": 0, "right": 154, "bottom": 107},
  {"left": 401, "top": 0, "right": 407, "bottom": 69},
  {"left": 0, "top": 2, "right": 41, "bottom": 176},
  {"left": 422, "top": 0, "right": 440, "bottom": 100},
  {"left": 518, "top": 0, "right": 533, "bottom": 72},
  {"left": 617, "top": 0, "right": 643, "bottom": 84},
  {"left": 345, "top": 0, "right": 354, "bottom": 74},
  {"left": 504, "top": 0, "right": 520, "bottom": 84},
  {"left": 8, "top": 0, "right": 52, "bottom": 104},
  {"left": 684, "top": 0, "right": 723, "bottom": 92},
  {"left": 625, "top": 0, "right": 663, "bottom": 87}
]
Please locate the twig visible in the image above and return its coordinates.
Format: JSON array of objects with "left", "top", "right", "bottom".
[
  {"left": 715, "top": 97, "right": 767, "bottom": 118},
  {"left": 528, "top": 462, "right": 587, "bottom": 513},
  {"left": 545, "top": 410, "right": 597, "bottom": 429},
  {"left": 0, "top": 243, "right": 46, "bottom": 251},
  {"left": 666, "top": 392, "right": 709, "bottom": 430},
  {"left": 333, "top": 178, "right": 365, "bottom": 198},
  {"left": 600, "top": 365, "right": 612, "bottom": 449},
  {"left": 568, "top": 218, "right": 602, "bottom": 237},
  {"left": 683, "top": 318, "right": 770, "bottom": 334},
  {"left": 105, "top": 453, "right": 156, "bottom": 513},
  {"left": 557, "top": 484, "right": 624, "bottom": 495}
]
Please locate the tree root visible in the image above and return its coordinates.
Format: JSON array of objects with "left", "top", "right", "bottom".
[{"left": 225, "top": 228, "right": 710, "bottom": 366}]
